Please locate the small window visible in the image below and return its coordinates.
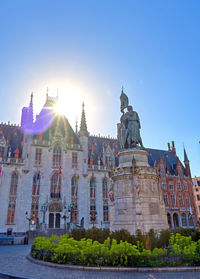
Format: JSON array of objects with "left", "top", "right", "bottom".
[
  {"left": 196, "top": 188, "right": 199, "bottom": 192},
  {"left": 169, "top": 181, "right": 174, "bottom": 191},
  {"left": 35, "top": 148, "right": 42, "bottom": 165},
  {"left": 197, "top": 195, "right": 200, "bottom": 201}
]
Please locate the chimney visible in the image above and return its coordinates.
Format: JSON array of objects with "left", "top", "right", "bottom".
[
  {"left": 171, "top": 141, "right": 176, "bottom": 154},
  {"left": 167, "top": 142, "right": 171, "bottom": 151}
]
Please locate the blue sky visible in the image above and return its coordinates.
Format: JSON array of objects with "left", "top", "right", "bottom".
[{"left": 0, "top": 0, "right": 199, "bottom": 176}]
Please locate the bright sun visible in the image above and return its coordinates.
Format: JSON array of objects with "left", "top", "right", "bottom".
[{"left": 54, "top": 102, "right": 66, "bottom": 115}]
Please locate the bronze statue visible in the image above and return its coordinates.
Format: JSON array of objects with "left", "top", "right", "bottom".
[{"left": 119, "top": 89, "right": 144, "bottom": 149}]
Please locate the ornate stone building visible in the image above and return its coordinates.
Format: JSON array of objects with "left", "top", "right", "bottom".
[
  {"left": 192, "top": 176, "right": 200, "bottom": 220},
  {"left": 0, "top": 92, "right": 197, "bottom": 234}
]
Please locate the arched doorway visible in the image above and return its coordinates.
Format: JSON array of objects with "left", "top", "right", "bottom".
[
  {"left": 173, "top": 213, "right": 179, "bottom": 229},
  {"left": 49, "top": 213, "right": 54, "bottom": 228},
  {"left": 55, "top": 213, "right": 60, "bottom": 228},
  {"left": 167, "top": 213, "right": 171, "bottom": 228},
  {"left": 48, "top": 202, "right": 62, "bottom": 229}
]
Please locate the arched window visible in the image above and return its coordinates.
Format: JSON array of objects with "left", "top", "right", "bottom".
[
  {"left": 32, "top": 172, "right": 40, "bottom": 196},
  {"left": 181, "top": 213, "right": 187, "bottom": 227},
  {"left": 90, "top": 176, "right": 96, "bottom": 198},
  {"left": 50, "top": 172, "right": 61, "bottom": 199},
  {"left": 10, "top": 173, "right": 18, "bottom": 196},
  {"left": 7, "top": 172, "right": 18, "bottom": 224},
  {"left": 173, "top": 213, "right": 179, "bottom": 228},
  {"left": 53, "top": 144, "right": 61, "bottom": 168}
]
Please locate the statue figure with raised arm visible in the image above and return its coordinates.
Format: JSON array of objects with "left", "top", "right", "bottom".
[{"left": 119, "top": 89, "right": 144, "bottom": 149}]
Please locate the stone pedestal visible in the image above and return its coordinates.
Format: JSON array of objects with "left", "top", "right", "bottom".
[{"left": 110, "top": 149, "right": 168, "bottom": 234}]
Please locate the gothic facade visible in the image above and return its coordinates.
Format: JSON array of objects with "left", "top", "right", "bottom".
[{"left": 0, "top": 93, "right": 197, "bottom": 234}]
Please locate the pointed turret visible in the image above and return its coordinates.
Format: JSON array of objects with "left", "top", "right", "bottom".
[
  {"left": 184, "top": 146, "right": 191, "bottom": 177},
  {"left": 79, "top": 103, "right": 89, "bottom": 136},
  {"left": 184, "top": 147, "right": 189, "bottom": 163},
  {"left": 29, "top": 92, "right": 34, "bottom": 124},
  {"left": 21, "top": 92, "right": 34, "bottom": 131}
]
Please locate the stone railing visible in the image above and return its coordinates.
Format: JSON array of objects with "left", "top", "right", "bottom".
[
  {"left": 0, "top": 157, "right": 24, "bottom": 165},
  {"left": 88, "top": 164, "right": 108, "bottom": 171}
]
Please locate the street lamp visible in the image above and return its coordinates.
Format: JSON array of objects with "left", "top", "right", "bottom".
[{"left": 40, "top": 203, "right": 48, "bottom": 231}]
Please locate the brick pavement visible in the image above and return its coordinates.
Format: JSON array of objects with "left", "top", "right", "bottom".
[{"left": 1, "top": 245, "right": 200, "bottom": 279}]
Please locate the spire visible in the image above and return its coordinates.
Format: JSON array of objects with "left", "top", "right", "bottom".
[
  {"left": 79, "top": 102, "right": 89, "bottom": 136},
  {"left": 30, "top": 92, "right": 33, "bottom": 104},
  {"left": 183, "top": 146, "right": 191, "bottom": 177},
  {"left": 184, "top": 146, "right": 189, "bottom": 162},
  {"left": 29, "top": 92, "right": 33, "bottom": 124},
  {"left": 75, "top": 117, "right": 78, "bottom": 134}
]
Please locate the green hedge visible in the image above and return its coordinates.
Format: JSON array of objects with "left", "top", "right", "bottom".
[{"left": 31, "top": 233, "right": 200, "bottom": 267}]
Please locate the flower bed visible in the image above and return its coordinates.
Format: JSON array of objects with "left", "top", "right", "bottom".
[{"left": 30, "top": 233, "right": 200, "bottom": 267}]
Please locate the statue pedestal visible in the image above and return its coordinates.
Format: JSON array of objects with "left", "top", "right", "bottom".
[{"left": 110, "top": 149, "right": 168, "bottom": 234}]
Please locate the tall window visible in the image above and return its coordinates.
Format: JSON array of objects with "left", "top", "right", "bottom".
[
  {"left": 90, "top": 176, "right": 96, "bottom": 199},
  {"left": 9, "top": 173, "right": 18, "bottom": 196},
  {"left": 183, "top": 181, "right": 188, "bottom": 191},
  {"left": 7, "top": 173, "right": 18, "bottom": 224},
  {"left": 179, "top": 194, "right": 184, "bottom": 206},
  {"left": 186, "top": 194, "right": 190, "bottom": 206},
  {"left": 72, "top": 152, "right": 78, "bottom": 168},
  {"left": 31, "top": 172, "right": 40, "bottom": 223},
  {"left": 102, "top": 178, "right": 109, "bottom": 222},
  {"left": 0, "top": 146, "right": 4, "bottom": 157},
  {"left": 35, "top": 148, "right": 42, "bottom": 165},
  {"left": 164, "top": 194, "right": 169, "bottom": 206},
  {"left": 50, "top": 172, "right": 61, "bottom": 199},
  {"left": 71, "top": 175, "right": 78, "bottom": 223},
  {"left": 181, "top": 213, "right": 187, "bottom": 226},
  {"left": 177, "top": 181, "right": 182, "bottom": 191},
  {"left": 32, "top": 173, "right": 40, "bottom": 195},
  {"left": 188, "top": 214, "right": 194, "bottom": 226},
  {"left": 171, "top": 194, "right": 176, "bottom": 206},
  {"left": 90, "top": 176, "right": 96, "bottom": 223},
  {"left": 7, "top": 202, "right": 16, "bottom": 224},
  {"left": 53, "top": 144, "right": 61, "bottom": 168}
]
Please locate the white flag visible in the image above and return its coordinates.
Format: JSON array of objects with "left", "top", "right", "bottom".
[{"left": 189, "top": 206, "right": 192, "bottom": 215}]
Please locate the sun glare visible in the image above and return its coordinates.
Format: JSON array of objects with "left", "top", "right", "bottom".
[
  {"left": 54, "top": 102, "right": 65, "bottom": 115},
  {"left": 34, "top": 81, "right": 97, "bottom": 130}
]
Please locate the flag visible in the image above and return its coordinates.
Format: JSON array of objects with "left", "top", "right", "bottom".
[
  {"left": 0, "top": 167, "right": 2, "bottom": 178},
  {"left": 77, "top": 175, "right": 79, "bottom": 182},
  {"left": 189, "top": 206, "right": 193, "bottom": 215},
  {"left": 58, "top": 167, "right": 62, "bottom": 175},
  {"left": 137, "top": 187, "right": 141, "bottom": 197}
]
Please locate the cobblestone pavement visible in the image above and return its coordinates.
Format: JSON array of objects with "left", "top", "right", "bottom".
[{"left": 1, "top": 245, "right": 200, "bottom": 279}]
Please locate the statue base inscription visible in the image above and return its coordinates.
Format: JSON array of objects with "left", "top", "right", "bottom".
[{"left": 110, "top": 149, "right": 168, "bottom": 234}]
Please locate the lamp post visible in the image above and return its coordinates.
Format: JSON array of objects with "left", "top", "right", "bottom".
[{"left": 40, "top": 203, "right": 48, "bottom": 231}]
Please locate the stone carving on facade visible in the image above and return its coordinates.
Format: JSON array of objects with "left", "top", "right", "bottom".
[{"left": 119, "top": 89, "right": 144, "bottom": 149}]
